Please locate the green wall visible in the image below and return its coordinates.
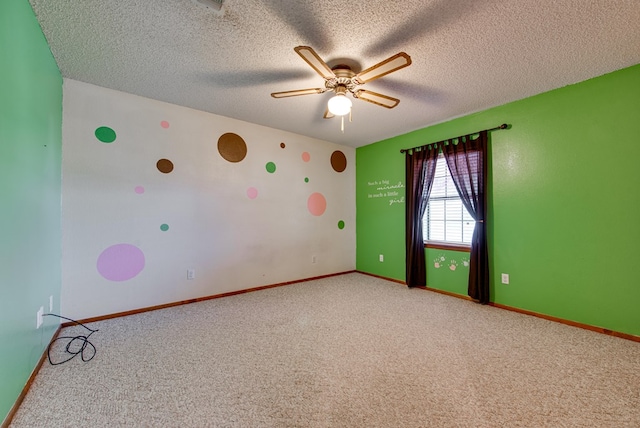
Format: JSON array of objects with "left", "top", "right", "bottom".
[
  {"left": 356, "top": 64, "right": 640, "bottom": 337},
  {"left": 0, "top": 0, "right": 62, "bottom": 422}
]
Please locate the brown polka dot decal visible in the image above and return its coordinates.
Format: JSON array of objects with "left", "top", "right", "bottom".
[
  {"left": 218, "top": 132, "right": 247, "bottom": 163},
  {"left": 156, "top": 158, "right": 174, "bottom": 174},
  {"left": 280, "top": 142, "right": 286, "bottom": 148},
  {"left": 330, "top": 150, "right": 347, "bottom": 173}
]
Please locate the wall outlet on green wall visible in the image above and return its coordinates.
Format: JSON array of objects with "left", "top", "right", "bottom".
[{"left": 501, "top": 273, "right": 510, "bottom": 284}]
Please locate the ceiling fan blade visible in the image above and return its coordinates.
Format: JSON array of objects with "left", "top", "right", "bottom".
[
  {"left": 294, "top": 46, "right": 336, "bottom": 80},
  {"left": 271, "top": 88, "right": 326, "bottom": 98},
  {"left": 354, "top": 89, "right": 400, "bottom": 109},
  {"left": 323, "top": 108, "right": 335, "bottom": 119},
  {"left": 354, "top": 52, "right": 411, "bottom": 84}
]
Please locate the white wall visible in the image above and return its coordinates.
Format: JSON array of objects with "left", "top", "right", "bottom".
[{"left": 61, "top": 79, "right": 355, "bottom": 320}]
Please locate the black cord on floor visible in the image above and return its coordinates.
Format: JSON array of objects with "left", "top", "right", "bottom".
[{"left": 43, "top": 313, "right": 98, "bottom": 365}]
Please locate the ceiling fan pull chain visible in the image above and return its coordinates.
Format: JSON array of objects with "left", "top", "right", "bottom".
[
  {"left": 349, "top": 108, "right": 352, "bottom": 123},
  {"left": 341, "top": 116, "right": 345, "bottom": 133}
]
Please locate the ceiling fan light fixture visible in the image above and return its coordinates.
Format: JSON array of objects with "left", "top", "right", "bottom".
[{"left": 327, "top": 94, "right": 352, "bottom": 116}]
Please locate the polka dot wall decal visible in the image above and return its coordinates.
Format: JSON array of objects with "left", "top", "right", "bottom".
[
  {"left": 160, "top": 121, "right": 170, "bottom": 129},
  {"left": 266, "top": 162, "right": 276, "bottom": 173},
  {"left": 304, "top": 177, "right": 309, "bottom": 183},
  {"left": 160, "top": 224, "right": 169, "bottom": 231},
  {"left": 97, "top": 243, "right": 145, "bottom": 282},
  {"left": 95, "top": 126, "right": 116, "bottom": 143},
  {"left": 134, "top": 186, "right": 145, "bottom": 194},
  {"left": 247, "top": 187, "right": 258, "bottom": 199},
  {"left": 218, "top": 132, "right": 247, "bottom": 163},
  {"left": 338, "top": 220, "right": 345, "bottom": 229},
  {"left": 331, "top": 150, "right": 347, "bottom": 172},
  {"left": 302, "top": 152, "right": 311, "bottom": 162},
  {"left": 157, "top": 158, "right": 174, "bottom": 173},
  {"left": 307, "top": 192, "right": 327, "bottom": 216},
  {"left": 280, "top": 142, "right": 286, "bottom": 148}
]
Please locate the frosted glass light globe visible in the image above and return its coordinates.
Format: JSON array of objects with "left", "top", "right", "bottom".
[{"left": 327, "top": 94, "right": 352, "bottom": 116}]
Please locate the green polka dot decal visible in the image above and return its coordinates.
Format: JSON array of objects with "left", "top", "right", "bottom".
[
  {"left": 95, "top": 126, "right": 116, "bottom": 143},
  {"left": 338, "top": 220, "right": 345, "bottom": 230},
  {"left": 266, "top": 162, "right": 276, "bottom": 173},
  {"left": 160, "top": 224, "right": 169, "bottom": 231},
  {"left": 304, "top": 177, "right": 309, "bottom": 183}
]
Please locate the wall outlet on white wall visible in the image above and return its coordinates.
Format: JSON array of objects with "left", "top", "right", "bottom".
[
  {"left": 36, "top": 306, "right": 44, "bottom": 329},
  {"left": 501, "top": 273, "right": 510, "bottom": 284}
]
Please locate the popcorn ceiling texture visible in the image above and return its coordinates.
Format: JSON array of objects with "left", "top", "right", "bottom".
[{"left": 29, "top": 0, "right": 640, "bottom": 147}]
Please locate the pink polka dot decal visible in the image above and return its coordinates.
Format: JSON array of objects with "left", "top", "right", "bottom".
[
  {"left": 134, "top": 186, "right": 145, "bottom": 194},
  {"left": 307, "top": 192, "right": 327, "bottom": 216},
  {"left": 302, "top": 152, "right": 311, "bottom": 162},
  {"left": 247, "top": 187, "right": 258, "bottom": 199},
  {"left": 160, "top": 121, "right": 170, "bottom": 129},
  {"left": 97, "top": 244, "right": 145, "bottom": 281}
]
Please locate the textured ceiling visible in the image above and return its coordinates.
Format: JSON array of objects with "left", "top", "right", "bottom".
[{"left": 29, "top": 0, "right": 640, "bottom": 147}]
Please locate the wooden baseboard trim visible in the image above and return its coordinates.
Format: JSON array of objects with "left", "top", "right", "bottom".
[
  {"left": 356, "top": 270, "right": 640, "bottom": 343},
  {"left": 64, "top": 271, "right": 357, "bottom": 327},
  {"left": 1, "top": 325, "right": 63, "bottom": 428},
  {"left": 356, "top": 270, "right": 407, "bottom": 286},
  {"left": 488, "top": 302, "right": 640, "bottom": 343}
]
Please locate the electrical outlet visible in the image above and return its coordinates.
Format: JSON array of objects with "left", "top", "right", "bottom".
[
  {"left": 501, "top": 273, "right": 510, "bottom": 284},
  {"left": 36, "top": 307, "right": 44, "bottom": 329},
  {"left": 187, "top": 269, "right": 195, "bottom": 280},
  {"left": 49, "top": 295, "right": 54, "bottom": 312},
  {"left": 379, "top": 254, "right": 384, "bottom": 262}
]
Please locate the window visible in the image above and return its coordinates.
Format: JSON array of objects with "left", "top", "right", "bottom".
[{"left": 423, "top": 153, "right": 476, "bottom": 245}]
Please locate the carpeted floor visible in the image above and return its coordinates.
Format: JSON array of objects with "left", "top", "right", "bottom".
[{"left": 9, "top": 273, "right": 640, "bottom": 427}]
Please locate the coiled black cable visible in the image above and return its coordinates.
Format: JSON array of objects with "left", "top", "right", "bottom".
[{"left": 43, "top": 313, "right": 98, "bottom": 365}]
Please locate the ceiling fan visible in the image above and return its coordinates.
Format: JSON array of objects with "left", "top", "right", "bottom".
[{"left": 271, "top": 46, "right": 411, "bottom": 123}]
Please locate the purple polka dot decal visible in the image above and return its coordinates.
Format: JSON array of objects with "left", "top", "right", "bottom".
[
  {"left": 160, "top": 121, "right": 170, "bottom": 129},
  {"left": 97, "top": 244, "right": 145, "bottom": 281},
  {"left": 302, "top": 152, "right": 311, "bottom": 162},
  {"left": 247, "top": 187, "right": 258, "bottom": 199},
  {"left": 307, "top": 192, "right": 327, "bottom": 216},
  {"left": 134, "top": 186, "right": 145, "bottom": 194}
]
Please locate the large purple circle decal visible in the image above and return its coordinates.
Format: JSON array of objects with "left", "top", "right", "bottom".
[{"left": 97, "top": 244, "right": 145, "bottom": 281}]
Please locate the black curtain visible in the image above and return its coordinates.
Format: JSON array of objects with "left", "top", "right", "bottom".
[
  {"left": 405, "top": 145, "right": 439, "bottom": 287},
  {"left": 442, "top": 131, "right": 489, "bottom": 303}
]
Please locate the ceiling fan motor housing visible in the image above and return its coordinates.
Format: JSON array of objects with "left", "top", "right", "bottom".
[{"left": 326, "top": 66, "right": 357, "bottom": 94}]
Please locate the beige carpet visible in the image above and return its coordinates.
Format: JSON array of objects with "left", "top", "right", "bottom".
[{"left": 10, "top": 273, "right": 640, "bottom": 427}]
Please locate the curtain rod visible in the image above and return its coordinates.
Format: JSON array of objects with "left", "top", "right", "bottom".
[{"left": 399, "top": 123, "right": 508, "bottom": 154}]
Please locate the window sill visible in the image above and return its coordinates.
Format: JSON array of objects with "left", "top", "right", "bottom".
[{"left": 424, "top": 241, "right": 471, "bottom": 252}]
